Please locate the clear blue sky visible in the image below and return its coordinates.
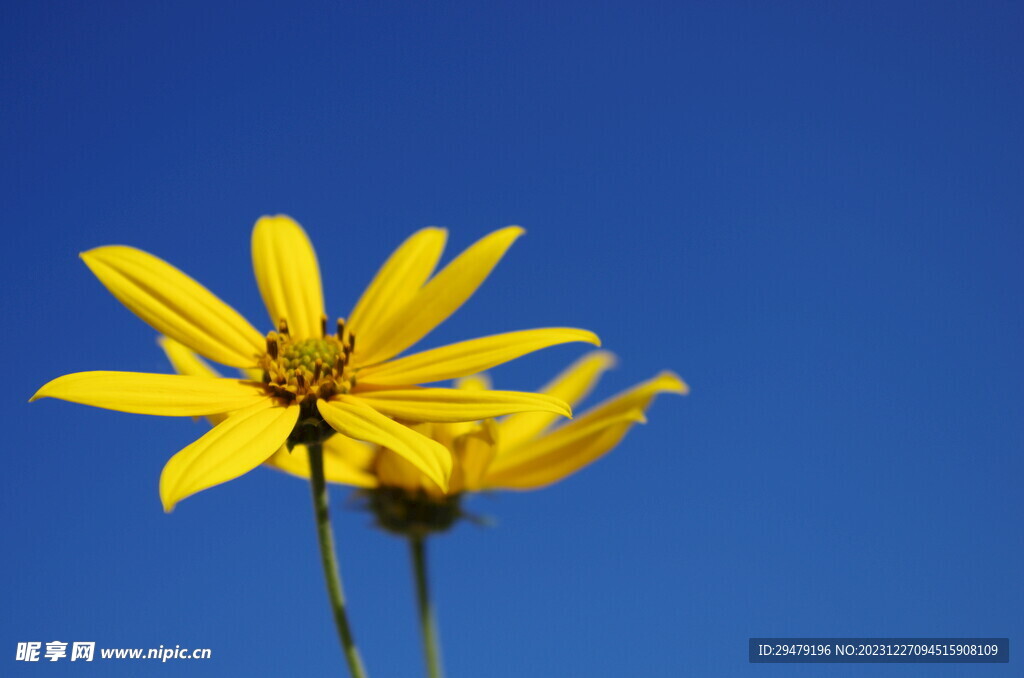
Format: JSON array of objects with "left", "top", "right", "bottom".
[{"left": 3, "top": 1, "right": 1021, "bottom": 676}]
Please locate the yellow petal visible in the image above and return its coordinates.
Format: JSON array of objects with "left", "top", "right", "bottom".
[
  {"left": 266, "top": 435, "right": 379, "bottom": 488},
  {"left": 159, "top": 336, "right": 222, "bottom": 379},
  {"left": 484, "top": 411, "right": 646, "bottom": 490},
  {"left": 439, "top": 373, "right": 493, "bottom": 441},
  {"left": 158, "top": 335, "right": 378, "bottom": 487},
  {"left": 357, "top": 328, "right": 600, "bottom": 385},
  {"left": 158, "top": 336, "right": 232, "bottom": 425},
  {"left": 80, "top": 246, "right": 264, "bottom": 368},
  {"left": 487, "top": 370, "right": 687, "bottom": 487},
  {"left": 566, "top": 371, "right": 688, "bottom": 432},
  {"left": 354, "top": 226, "right": 524, "bottom": 365},
  {"left": 351, "top": 387, "right": 571, "bottom": 422},
  {"left": 347, "top": 227, "right": 447, "bottom": 346},
  {"left": 375, "top": 446, "right": 441, "bottom": 494},
  {"left": 498, "top": 350, "right": 617, "bottom": 450},
  {"left": 159, "top": 335, "right": 261, "bottom": 384},
  {"left": 455, "top": 373, "right": 491, "bottom": 391},
  {"left": 490, "top": 408, "right": 645, "bottom": 469},
  {"left": 160, "top": 400, "right": 299, "bottom": 511},
  {"left": 451, "top": 419, "right": 498, "bottom": 493},
  {"left": 31, "top": 371, "right": 270, "bottom": 416},
  {"left": 251, "top": 215, "right": 326, "bottom": 339},
  {"left": 317, "top": 396, "right": 451, "bottom": 491}
]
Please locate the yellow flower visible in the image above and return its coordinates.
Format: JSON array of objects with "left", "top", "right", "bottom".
[
  {"left": 230, "top": 349, "right": 686, "bottom": 535},
  {"left": 32, "top": 216, "right": 598, "bottom": 510}
]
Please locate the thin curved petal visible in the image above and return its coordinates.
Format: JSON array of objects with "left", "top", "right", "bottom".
[
  {"left": 251, "top": 215, "right": 326, "bottom": 339},
  {"left": 266, "top": 435, "right": 379, "bottom": 488},
  {"left": 498, "top": 350, "right": 617, "bottom": 450},
  {"left": 488, "top": 369, "right": 687, "bottom": 486},
  {"left": 484, "top": 411, "right": 646, "bottom": 490},
  {"left": 490, "top": 409, "right": 645, "bottom": 469},
  {"left": 31, "top": 371, "right": 270, "bottom": 416},
  {"left": 357, "top": 328, "right": 600, "bottom": 385},
  {"left": 354, "top": 226, "right": 524, "bottom": 365},
  {"left": 317, "top": 397, "right": 451, "bottom": 491},
  {"left": 351, "top": 387, "right": 571, "bottom": 422},
  {"left": 80, "top": 246, "right": 264, "bottom": 368},
  {"left": 160, "top": 400, "right": 299, "bottom": 511},
  {"left": 347, "top": 227, "right": 448, "bottom": 345},
  {"left": 565, "top": 371, "right": 688, "bottom": 432}
]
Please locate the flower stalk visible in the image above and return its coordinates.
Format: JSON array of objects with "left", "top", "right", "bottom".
[
  {"left": 410, "top": 535, "right": 444, "bottom": 678},
  {"left": 308, "top": 441, "right": 369, "bottom": 678}
]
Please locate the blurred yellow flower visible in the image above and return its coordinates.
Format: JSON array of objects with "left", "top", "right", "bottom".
[
  {"left": 33, "top": 216, "right": 598, "bottom": 510},
  {"left": 166, "top": 343, "right": 685, "bottom": 534}
]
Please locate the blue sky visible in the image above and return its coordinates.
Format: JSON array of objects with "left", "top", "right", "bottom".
[{"left": 2, "top": 1, "right": 1021, "bottom": 676}]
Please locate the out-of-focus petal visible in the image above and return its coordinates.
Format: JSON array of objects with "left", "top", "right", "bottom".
[
  {"left": 451, "top": 419, "right": 498, "bottom": 493},
  {"left": 483, "top": 411, "right": 646, "bottom": 490},
  {"left": 498, "top": 350, "right": 616, "bottom": 450},
  {"left": 266, "top": 435, "right": 379, "bottom": 488},
  {"left": 562, "top": 371, "right": 687, "bottom": 433}
]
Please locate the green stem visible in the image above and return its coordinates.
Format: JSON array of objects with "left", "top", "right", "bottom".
[
  {"left": 308, "top": 441, "right": 369, "bottom": 678},
  {"left": 410, "top": 536, "right": 444, "bottom": 678}
]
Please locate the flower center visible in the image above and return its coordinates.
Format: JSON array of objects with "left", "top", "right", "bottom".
[
  {"left": 259, "top": 318, "right": 356, "bottom": 404},
  {"left": 282, "top": 338, "right": 341, "bottom": 374},
  {"left": 366, "top": 487, "right": 465, "bottom": 538}
]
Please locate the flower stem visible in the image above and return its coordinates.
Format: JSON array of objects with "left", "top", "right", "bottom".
[
  {"left": 308, "top": 441, "right": 368, "bottom": 678},
  {"left": 410, "top": 535, "right": 444, "bottom": 678}
]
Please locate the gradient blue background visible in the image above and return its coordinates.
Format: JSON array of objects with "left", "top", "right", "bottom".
[{"left": 3, "top": 1, "right": 1021, "bottom": 676}]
